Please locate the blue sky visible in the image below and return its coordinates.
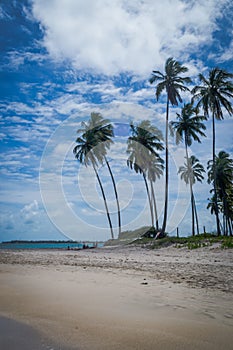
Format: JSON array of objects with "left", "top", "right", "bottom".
[{"left": 0, "top": 0, "right": 232, "bottom": 242}]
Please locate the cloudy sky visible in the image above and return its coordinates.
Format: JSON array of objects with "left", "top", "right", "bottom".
[{"left": 0, "top": 0, "right": 232, "bottom": 242}]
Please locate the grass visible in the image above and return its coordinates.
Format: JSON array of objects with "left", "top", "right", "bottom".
[
  {"left": 104, "top": 227, "right": 233, "bottom": 249},
  {"left": 137, "top": 233, "right": 233, "bottom": 250}
]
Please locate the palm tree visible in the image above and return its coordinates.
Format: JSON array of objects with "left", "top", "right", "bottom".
[
  {"left": 149, "top": 57, "right": 191, "bottom": 235},
  {"left": 78, "top": 112, "right": 122, "bottom": 237},
  {"left": 73, "top": 113, "right": 115, "bottom": 239},
  {"left": 208, "top": 151, "right": 233, "bottom": 235},
  {"left": 127, "top": 121, "right": 164, "bottom": 227},
  {"left": 178, "top": 156, "right": 205, "bottom": 236},
  {"left": 170, "top": 102, "right": 206, "bottom": 235},
  {"left": 192, "top": 68, "right": 233, "bottom": 235}
]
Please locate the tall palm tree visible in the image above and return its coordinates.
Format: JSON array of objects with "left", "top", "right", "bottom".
[
  {"left": 208, "top": 151, "right": 233, "bottom": 236},
  {"left": 178, "top": 156, "right": 205, "bottom": 236},
  {"left": 192, "top": 68, "right": 233, "bottom": 235},
  {"left": 127, "top": 121, "right": 164, "bottom": 227},
  {"left": 150, "top": 57, "right": 191, "bottom": 235},
  {"left": 78, "top": 112, "right": 122, "bottom": 237},
  {"left": 73, "top": 113, "right": 115, "bottom": 239},
  {"left": 170, "top": 102, "right": 206, "bottom": 235}
]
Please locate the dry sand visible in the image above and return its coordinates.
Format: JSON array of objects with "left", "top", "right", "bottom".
[{"left": 0, "top": 244, "right": 233, "bottom": 349}]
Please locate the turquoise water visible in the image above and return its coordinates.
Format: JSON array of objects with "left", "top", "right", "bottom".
[{"left": 0, "top": 242, "right": 103, "bottom": 250}]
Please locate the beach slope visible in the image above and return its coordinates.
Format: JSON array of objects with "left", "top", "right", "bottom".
[{"left": 0, "top": 245, "right": 232, "bottom": 350}]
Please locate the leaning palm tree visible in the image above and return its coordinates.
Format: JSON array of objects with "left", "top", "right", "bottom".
[
  {"left": 127, "top": 121, "right": 164, "bottom": 227},
  {"left": 170, "top": 102, "right": 206, "bottom": 235},
  {"left": 73, "top": 114, "right": 115, "bottom": 239},
  {"left": 192, "top": 68, "right": 233, "bottom": 235},
  {"left": 208, "top": 151, "right": 233, "bottom": 236},
  {"left": 78, "top": 112, "right": 122, "bottom": 237},
  {"left": 178, "top": 156, "right": 205, "bottom": 236},
  {"left": 150, "top": 57, "right": 191, "bottom": 235}
]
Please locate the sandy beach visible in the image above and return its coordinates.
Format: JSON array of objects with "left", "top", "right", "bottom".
[{"left": 0, "top": 244, "right": 233, "bottom": 349}]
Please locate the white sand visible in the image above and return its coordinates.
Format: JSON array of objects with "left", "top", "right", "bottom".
[{"left": 0, "top": 245, "right": 233, "bottom": 349}]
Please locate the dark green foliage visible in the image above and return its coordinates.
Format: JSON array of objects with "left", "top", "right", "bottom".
[
  {"left": 221, "top": 237, "right": 233, "bottom": 249},
  {"left": 207, "top": 151, "right": 233, "bottom": 236}
]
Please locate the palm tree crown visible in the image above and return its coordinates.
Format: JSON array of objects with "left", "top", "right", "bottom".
[
  {"left": 127, "top": 120, "right": 164, "bottom": 172},
  {"left": 208, "top": 151, "right": 233, "bottom": 187},
  {"left": 149, "top": 57, "right": 191, "bottom": 105},
  {"left": 179, "top": 156, "right": 205, "bottom": 185},
  {"left": 74, "top": 112, "right": 113, "bottom": 166},
  {"left": 192, "top": 68, "right": 233, "bottom": 120},
  {"left": 170, "top": 103, "right": 207, "bottom": 147},
  {"left": 179, "top": 155, "right": 205, "bottom": 236}
]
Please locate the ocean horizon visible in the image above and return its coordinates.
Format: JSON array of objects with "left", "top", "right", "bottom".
[{"left": 0, "top": 241, "right": 104, "bottom": 250}]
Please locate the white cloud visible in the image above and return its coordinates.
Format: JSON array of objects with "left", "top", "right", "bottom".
[
  {"left": 20, "top": 200, "right": 39, "bottom": 223},
  {"left": 31, "top": 0, "right": 229, "bottom": 76},
  {"left": 210, "top": 37, "right": 233, "bottom": 63}
]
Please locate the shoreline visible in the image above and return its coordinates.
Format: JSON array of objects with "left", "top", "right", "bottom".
[{"left": 1, "top": 245, "right": 233, "bottom": 349}]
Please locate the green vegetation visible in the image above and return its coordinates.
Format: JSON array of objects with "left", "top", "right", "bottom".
[
  {"left": 105, "top": 229, "right": 233, "bottom": 249},
  {"left": 136, "top": 233, "right": 233, "bottom": 250},
  {"left": 207, "top": 151, "right": 233, "bottom": 236}
]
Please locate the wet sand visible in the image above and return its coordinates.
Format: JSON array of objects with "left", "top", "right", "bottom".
[
  {"left": 0, "top": 245, "right": 233, "bottom": 349},
  {"left": 0, "top": 316, "right": 48, "bottom": 350}
]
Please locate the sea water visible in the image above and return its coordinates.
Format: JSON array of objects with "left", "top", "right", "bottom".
[{"left": 0, "top": 241, "right": 103, "bottom": 250}]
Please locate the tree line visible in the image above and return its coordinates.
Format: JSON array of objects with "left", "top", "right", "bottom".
[{"left": 73, "top": 58, "right": 233, "bottom": 239}]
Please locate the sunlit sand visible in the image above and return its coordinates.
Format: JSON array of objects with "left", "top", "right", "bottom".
[{"left": 0, "top": 245, "right": 232, "bottom": 349}]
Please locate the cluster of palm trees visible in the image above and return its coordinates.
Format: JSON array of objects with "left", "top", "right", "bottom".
[
  {"left": 207, "top": 151, "right": 233, "bottom": 235},
  {"left": 149, "top": 58, "right": 233, "bottom": 237},
  {"left": 73, "top": 58, "right": 233, "bottom": 238}
]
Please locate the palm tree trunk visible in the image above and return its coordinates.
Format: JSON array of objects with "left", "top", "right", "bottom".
[
  {"left": 223, "top": 214, "right": 226, "bottom": 236},
  {"left": 104, "top": 157, "right": 121, "bottom": 237},
  {"left": 93, "top": 165, "right": 114, "bottom": 239},
  {"left": 212, "top": 112, "right": 221, "bottom": 236},
  {"left": 223, "top": 194, "right": 229, "bottom": 236},
  {"left": 193, "top": 192, "right": 200, "bottom": 235},
  {"left": 190, "top": 190, "right": 195, "bottom": 236},
  {"left": 161, "top": 97, "right": 169, "bottom": 235},
  {"left": 150, "top": 180, "right": 159, "bottom": 230},
  {"left": 228, "top": 217, "right": 232, "bottom": 236},
  {"left": 185, "top": 144, "right": 195, "bottom": 236},
  {"left": 143, "top": 172, "right": 154, "bottom": 227}
]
